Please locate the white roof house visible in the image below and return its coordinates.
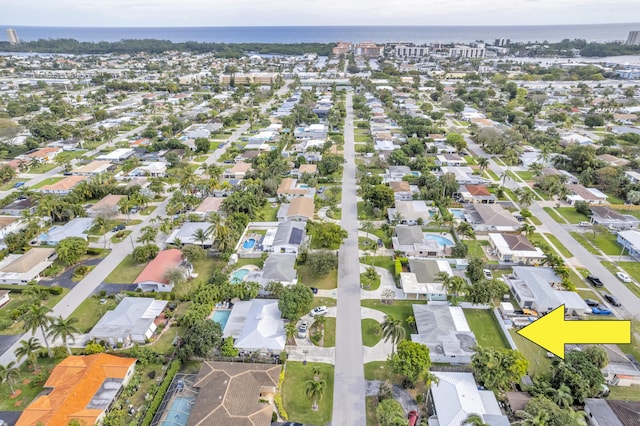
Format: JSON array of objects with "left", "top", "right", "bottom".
[
  {"left": 96, "top": 148, "right": 135, "bottom": 162},
  {"left": 488, "top": 233, "right": 545, "bottom": 265},
  {"left": 89, "top": 298, "right": 168, "bottom": 346},
  {"left": 430, "top": 372, "right": 510, "bottom": 426},
  {"left": 165, "top": 222, "right": 213, "bottom": 247},
  {"left": 387, "top": 200, "right": 431, "bottom": 226},
  {"left": 222, "top": 299, "right": 286, "bottom": 354},
  {"left": 39, "top": 218, "right": 93, "bottom": 245},
  {"left": 0, "top": 248, "right": 57, "bottom": 284},
  {"left": 400, "top": 258, "right": 451, "bottom": 301}
]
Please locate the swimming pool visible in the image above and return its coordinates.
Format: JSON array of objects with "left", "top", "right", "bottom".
[
  {"left": 449, "top": 208, "right": 466, "bottom": 219},
  {"left": 161, "top": 395, "right": 194, "bottom": 426},
  {"left": 299, "top": 184, "right": 309, "bottom": 188},
  {"left": 212, "top": 310, "right": 231, "bottom": 330},
  {"left": 424, "top": 234, "right": 455, "bottom": 247},
  {"left": 230, "top": 268, "right": 250, "bottom": 284},
  {"left": 411, "top": 171, "right": 421, "bottom": 177},
  {"left": 242, "top": 238, "right": 256, "bottom": 249}
]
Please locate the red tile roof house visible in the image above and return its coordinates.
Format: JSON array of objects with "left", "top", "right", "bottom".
[{"left": 134, "top": 249, "right": 190, "bottom": 292}]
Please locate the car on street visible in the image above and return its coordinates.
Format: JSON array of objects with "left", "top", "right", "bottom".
[
  {"left": 587, "top": 275, "right": 604, "bottom": 287},
  {"left": 310, "top": 306, "right": 328, "bottom": 317},
  {"left": 13, "top": 181, "right": 25, "bottom": 188},
  {"left": 605, "top": 294, "right": 622, "bottom": 307},
  {"left": 310, "top": 287, "right": 318, "bottom": 294},
  {"left": 578, "top": 221, "right": 591, "bottom": 227},
  {"left": 584, "top": 299, "right": 599, "bottom": 307},
  {"left": 591, "top": 306, "right": 612, "bottom": 315},
  {"left": 616, "top": 272, "right": 632, "bottom": 283},
  {"left": 111, "top": 223, "right": 126, "bottom": 232},
  {"left": 297, "top": 321, "right": 308, "bottom": 338},
  {"left": 483, "top": 269, "right": 493, "bottom": 279}
]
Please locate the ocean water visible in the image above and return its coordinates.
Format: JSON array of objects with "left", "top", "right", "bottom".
[{"left": 3, "top": 23, "right": 640, "bottom": 44}]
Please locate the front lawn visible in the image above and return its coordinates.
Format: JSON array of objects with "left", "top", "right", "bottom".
[
  {"left": 359, "top": 256, "right": 395, "bottom": 283},
  {"left": 609, "top": 385, "right": 640, "bottom": 401},
  {"left": 140, "top": 205, "right": 157, "bottom": 216},
  {"left": 509, "top": 329, "right": 552, "bottom": 377},
  {"left": 357, "top": 201, "right": 386, "bottom": 220},
  {"left": 363, "top": 361, "right": 403, "bottom": 383},
  {"left": 463, "top": 240, "right": 488, "bottom": 260},
  {"left": 297, "top": 264, "right": 338, "bottom": 290},
  {"left": 360, "top": 268, "right": 381, "bottom": 291},
  {"left": 582, "top": 231, "right": 622, "bottom": 256},
  {"left": 68, "top": 296, "right": 118, "bottom": 332},
  {"left": 617, "top": 262, "right": 640, "bottom": 285},
  {"left": 515, "top": 171, "right": 535, "bottom": 181},
  {"left": 361, "top": 300, "right": 423, "bottom": 337},
  {"left": 0, "top": 288, "right": 70, "bottom": 335},
  {"left": 311, "top": 317, "right": 335, "bottom": 347},
  {"left": 0, "top": 356, "right": 63, "bottom": 411},
  {"left": 556, "top": 207, "right": 588, "bottom": 224},
  {"left": 282, "top": 361, "right": 334, "bottom": 425},
  {"left": 569, "top": 231, "right": 601, "bottom": 255},
  {"left": 463, "top": 309, "right": 510, "bottom": 350},
  {"left": 543, "top": 207, "right": 565, "bottom": 224},
  {"left": 30, "top": 177, "right": 64, "bottom": 189},
  {"left": 103, "top": 255, "right": 147, "bottom": 284},
  {"left": 362, "top": 318, "right": 382, "bottom": 347},
  {"left": 257, "top": 202, "right": 279, "bottom": 222}
]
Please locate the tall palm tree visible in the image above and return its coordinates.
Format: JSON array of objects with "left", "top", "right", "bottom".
[
  {"left": 0, "top": 362, "right": 20, "bottom": 394},
  {"left": 179, "top": 167, "right": 198, "bottom": 194},
  {"left": 462, "top": 414, "right": 489, "bottom": 426},
  {"left": 94, "top": 216, "right": 107, "bottom": 248},
  {"left": 21, "top": 304, "right": 54, "bottom": 357},
  {"left": 284, "top": 322, "right": 297, "bottom": 345},
  {"left": 305, "top": 378, "right": 326, "bottom": 411},
  {"left": 381, "top": 315, "right": 406, "bottom": 354},
  {"left": 48, "top": 316, "right": 80, "bottom": 355},
  {"left": 550, "top": 384, "right": 573, "bottom": 408},
  {"left": 192, "top": 228, "right": 209, "bottom": 247},
  {"left": 520, "top": 223, "right": 536, "bottom": 238},
  {"left": 477, "top": 157, "right": 490, "bottom": 173},
  {"left": 518, "top": 190, "right": 535, "bottom": 209},
  {"left": 14, "top": 337, "right": 42, "bottom": 369}
]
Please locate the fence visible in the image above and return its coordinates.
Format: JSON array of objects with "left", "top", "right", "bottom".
[{"left": 493, "top": 307, "right": 518, "bottom": 350}]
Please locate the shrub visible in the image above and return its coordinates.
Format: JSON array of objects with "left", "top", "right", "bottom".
[{"left": 141, "top": 359, "right": 182, "bottom": 426}]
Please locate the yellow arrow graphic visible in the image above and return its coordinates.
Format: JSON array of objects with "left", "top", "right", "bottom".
[{"left": 516, "top": 305, "right": 631, "bottom": 359}]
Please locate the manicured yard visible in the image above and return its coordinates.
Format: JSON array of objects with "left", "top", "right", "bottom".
[
  {"left": 528, "top": 215, "right": 542, "bottom": 226},
  {"left": 0, "top": 288, "right": 70, "bottom": 335},
  {"left": 297, "top": 264, "right": 338, "bottom": 290},
  {"left": 609, "top": 385, "right": 640, "bottom": 402},
  {"left": 282, "top": 361, "right": 334, "bottom": 425},
  {"left": 484, "top": 169, "right": 499, "bottom": 181},
  {"left": 140, "top": 205, "right": 157, "bottom": 215},
  {"left": 463, "top": 240, "right": 488, "bottom": 260},
  {"left": 111, "top": 230, "right": 132, "bottom": 243},
  {"left": 582, "top": 231, "right": 622, "bottom": 256},
  {"left": 233, "top": 257, "right": 265, "bottom": 269},
  {"left": 364, "top": 361, "right": 404, "bottom": 383},
  {"left": 68, "top": 296, "right": 118, "bottom": 332},
  {"left": 311, "top": 297, "right": 337, "bottom": 309},
  {"left": 569, "top": 231, "right": 601, "bottom": 255},
  {"left": 0, "top": 356, "right": 63, "bottom": 411},
  {"left": 360, "top": 268, "right": 381, "bottom": 291},
  {"left": 556, "top": 207, "right": 589, "bottom": 224},
  {"left": 509, "top": 329, "right": 552, "bottom": 377},
  {"left": 103, "top": 255, "right": 148, "bottom": 283},
  {"left": 30, "top": 177, "right": 64, "bottom": 189},
  {"left": 317, "top": 317, "right": 335, "bottom": 347},
  {"left": 515, "top": 171, "right": 535, "bottom": 181},
  {"left": 257, "top": 202, "right": 279, "bottom": 222},
  {"left": 357, "top": 201, "right": 386, "bottom": 220},
  {"left": 28, "top": 162, "right": 58, "bottom": 174},
  {"left": 525, "top": 233, "right": 573, "bottom": 258},
  {"left": 361, "top": 300, "right": 423, "bottom": 337},
  {"left": 543, "top": 207, "right": 565, "bottom": 224},
  {"left": 463, "top": 309, "right": 510, "bottom": 349},
  {"left": 362, "top": 318, "right": 382, "bottom": 347},
  {"left": 359, "top": 256, "right": 395, "bottom": 282}
]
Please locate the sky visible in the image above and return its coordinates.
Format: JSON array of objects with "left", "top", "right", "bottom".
[{"left": 2, "top": 0, "right": 640, "bottom": 27}]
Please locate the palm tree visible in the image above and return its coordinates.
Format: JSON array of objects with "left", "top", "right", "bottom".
[
  {"left": 528, "top": 162, "right": 544, "bottom": 177},
  {"left": 14, "top": 337, "right": 42, "bottom": 369},
  {"left": 305, "top": 378, "right": 326, "bottom": 411},
  {"left": 518, "top": 190, "right": 535, "bottom": 209},
  {"left": 0, "top": 362, "right": 20, "bottom": 394},
  {"left": 513, "top": 409, "right": 549, "bottom": 426},
  {"left": 284, "top": 322, "right": 297, "bottom": 345},
  {"left": 477, "top": 157, "right": 490, "bottom": 173},
  {"left": 312, "top": 366, "right": 321, "bottom": 381},
  {"left": 462, "top": 414, "right": 489, "bottom": 426},
  {"left": 21, "top": 304, "right": 54, "bottom": 357},
  {"left": 94, "top": 216, "right": 107, "bottom": 248},
  {"left": 179, "top": 167, "right": 198, "bottom": 194},
  {"left": 550, "top": 384, "right": 573, "bottom": 409},
  {"left": 48, "top": 316, "right": 80, "bottom": 355},
  {"left": 436, "top": 272, "right": 469, "bottom": 303},
  {"left": 164, "top": 268, "right": 186, "bottom": 287},
  {"left": 381, "top": 315, "right": 406, "bottom": 354},
  {"left": 192, "top": 228, "right": 209, "bottom": 247},
  {"left": 520, "top": 223, "right": 536, "bottom": 238}
]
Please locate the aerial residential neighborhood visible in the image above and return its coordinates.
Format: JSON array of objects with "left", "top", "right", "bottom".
[{"left": 0, "top": 32, "right": 640, "bottom": 426}]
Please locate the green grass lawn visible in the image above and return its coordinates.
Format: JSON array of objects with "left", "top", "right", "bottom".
[
  {"left": 282, "top": 361, "right": 334, "bottom": 425},
  {"left": 311, "top": 297, "right": 337, "bottom": 309},
  {"left": 68, "top": 296, "right": 118, "bottom": 332},
  {"left": 28, "top": 162, "right": 58, "bottom": 174},
  {"left": 543, "top": 207, "right": 566, "bottom": 224},
  {"left": 357, "top": 201, "right": 386, "bottom": 220},
  {"left": 233, "top": 257, "right": 265, "bottom": 269},
  {"left": 0, "top": 288, "right": 70, "bottom": 335},
  {"left": 104, "top": 254, "right": 147, "bottom": 283},
  {"left": 556, "top": 207, "right": 588, "bottom": 224},
  {"left": 363, "top": 361, "right": 404, "bottom": 383},
  {"left": 140, "top": 205, "right": 157, "bottom": 216},
  {"left": 569, "top": 231, "right": 601, "bottom": 255},
  {"left": 360, "top": 269, "right": 381, "bottom": 291},
  {"left": 463, "top": 240, "right": 488, "bottom": 260},
  {"left": 528, "top": 216, "right": 542, "bottom": 226},
  {"left": 354, "top": 134, "right": 372, "bottom": 143},
  {"left": 297, "top": 265, "right": 338, "bottom": 290},
  {"left": 582, "top": 232, "right": 622, "bottom": 256},
  {"left": 605, "top": 192, "right": 625, "bottom": 205},
  {"left": 515, "top": 171, "right": 535, "bottom": 181},
  {"left": 608, "top": 385, "right": 640, "bottom": 401},
  {"left": 484, "top": 169, "right": 499, "bottom": 181},
  {"left": 359, "top": 256, "right": 396, "bottom": 283},
  {"left": 318, "top": 317, "right": 335, "bottom": 347},
  {"left": 0, "top": 356, "right": 64, "bottom": 410},
  {"left": 111, "top": 230, "right": 132, "bottom": 244},
  {"left": 463, "top": 309, "right": 510, "bottom": 349},
  {"left": 540, "top": 233, "right": 573, "bottom": 258},
  {"left": 509, "top": 329, "right": 552, "bottom": 378},
  {"left": 362, "top": 318, "right": 382, "bottom": 347},
  {"left": 369, "top": 229, "right": 392, "bottom": 248},
  {"left": 30, "top": 177, "right": 64, "bottom": 189},
  {"left": 361, "top": 300, "right": 423, "bottom": 337},
  {"left": 257, "top": 202, "right": 279, "bottom": 222}
]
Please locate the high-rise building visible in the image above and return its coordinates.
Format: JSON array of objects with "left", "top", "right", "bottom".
[
  {"left": 626, "top": 31, "right": 640, "bottom": 46},
  {"left": 354, "top": 42, "right": 383, "bottom": 58},
  {"left": 494, "top": 38, "right": 511, "bottom": 47},
  {"left": 332, "top": 41, "right": 352, "bottom": 56},
  {"left": 6, "top": 28, "right": 19, "bottom": 45}
]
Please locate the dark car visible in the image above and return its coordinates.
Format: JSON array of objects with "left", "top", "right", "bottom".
[
  {"left": 605, "top": 294, "right": 622, "bottom": 307},
  {"left": 310, "top": 287, "right": 318, "bottom": 294},
  {"left": 584, "top": 299, "right": 599, "bottom": 307},
  {"left": 111, "top": 223, "right": 126, "bottom": 232},
  {"left": 587, "top": 275, "right": 604, "bottom": 287}
]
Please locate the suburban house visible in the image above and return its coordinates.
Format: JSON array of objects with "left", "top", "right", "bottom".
[
  {"left": 165, "top": 222, "right": 213, "bottom": 247},
  {"left": 16, "top": 354, "right": 136, "bottom": 426},
  {"left": 0, "top": 290, "right": 10, "bottom": 307},
  {"left": 134, "top": 249, "right": 190, "bottom": 292},
  {"left": 597, "top": 154, "right": 630, "bottom": 168},
  {"left": 128, "top": 162, "right": 167, "bottom": 177},
  {"left": 601, "top": 344, "right": 640, "bottom": 388},
  {"left": 71, "top": 160, "right": 114, "bottom": 176},
  {"left": 565, "top": 184, "right": 608, "bottom": 205},
  {"left": 0, "top": 216, "right": 23, "bottom": 241},
  {"left": 464, "top": 204, "right": 522, "bottom": 232},
  {"left": 488, "top": 233, "right": 545, "bottom": 265},
  {"left": 89, "top": 297, "right": 168, "bottom": 346},
  {"left": 260, "top": 254, "right": 298, "bottom": 286},
  {"left": 541, "top": 167, "right": 579, "bottom": 184},
  {"left": 384, "top": 166, "right": 412, "bottom": 182},
  {"left": 411, "top": 304, "right": 477, "bottom": 364},
  {"left": 429, "top": 372, "right": 510, "bottom": 426},
  {"left": 585, "top": 399, "right": 640, "bottom": 426},
  {"left": 389, "top": 181, "right": 416, "bottom": 201},
  {"left": 624, "top": 170, "right": 640, "bottom": 184},
  {"left": 436, "top": 153, "right": 467, "bottom": 167},
  {"left": 458, "top": 184, "right": 497, "bottom": 204},
  {"left": 39, "top": 217, "right": 93, "bottom": 245},
  {"left": 0, "top": 247, "right": 57, "bottom": 284},
  {"left": 440, "top": 166, "right": 487, "bottom": 185},
  {"left": 96, "top": 148, "right": 135, "bottom": 162},
  {"left": 294, "top": 123, "right": 327, "bottom": 140},
  {"left": 387, "top": 200, "right": 431, "bottom": 225},
  {"left": 87, "top": 194, "right": 124, "bottom": 217},
  {"left": 38, "top": 175, "right": 88, "bottom": 195},
  {"left": 291, "top": 163, "right": 318, "bottom": 178},
  {"left": 24, "top": 147, "right": 60, "bottom": 163},
  {"left": 617, "top": 230, "right": 640, "bottom": 260},
  {"left": 0, "top": 197, "right": 36, "bottom": 216},
  {"left": 193, "top": 197, "right": 223, "bottom": 219},
  {"left": 590, "top": 206, "right": 640, "bottom": 230},
  {"left": 399, "top": 258, "right": 451, "bottom": 300},
  {"left": 505, "top": 267, "right": 590, "bottom": 315},
  {"left": 222, "top": 299, "right": 286, "bottom": 354},
  {"left": 392, "top": 225, "right": 446, "bottom": 257},
  {"left": 222, "top": 162, "right": 252, "bottom": 179},
  {"left": 187, "top": 361, "right": 281, "bottom": 426},
  {"left": 264, "top": 221, "right": 306, "bottom": 254},
  {"left": 276, "top": 177, "right": 313, "bottom": 200},
  {"left": 276, "top": 197, "right": 315, "bottom": 222}
]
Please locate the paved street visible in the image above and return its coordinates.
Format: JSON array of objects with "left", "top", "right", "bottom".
[{"left": 332, "top": 91, "right": 366, "bottom": 426}]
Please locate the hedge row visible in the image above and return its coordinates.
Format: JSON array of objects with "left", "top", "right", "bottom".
[
  {"left": 0, "top": 284, "right": 63, "bottom": 295},
  {"left": 140, "top": 359, "right": 182, "bottom": 426}
]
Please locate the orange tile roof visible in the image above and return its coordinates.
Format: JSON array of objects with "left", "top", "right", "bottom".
[
  {"left": 17, "top": 354, "right": 136, "bottom": 426},
  {"left": 40, "top": 176, "right": 88, "bottom": 192},
  {"left": 465, "top": 184, "right": 491, "bottom": 197},
  {"left": 134, "top": 249, "right": 183, "bottom": 284}
]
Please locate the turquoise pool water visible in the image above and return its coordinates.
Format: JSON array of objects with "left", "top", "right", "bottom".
[
  {"left": 230, "top": 268, "right": 250, "bottom": 284},
  {"left": 411, "top": 171, "right": 421, "bottom": 177},
  {"left": 161, "top": 395, "right": 194, "bottom": 426},
  {"left": 299, "top": 184, "right": 309, "bottom": 188},
  {"left": 212, "top": 310, "right": 231, "bottom": 330},
  {"left": 449, "top": 208, "right": 466, "bottom": 219},
  {"left": 424, "top": 234, "right": 455, "bottom": 247},
  {"left": 242, "top": 238, "right": 256, "bottom": 249}
]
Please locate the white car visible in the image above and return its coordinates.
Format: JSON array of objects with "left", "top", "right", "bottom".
[
  {"left": 310, "top": 306, "right": 328, "bottom": 317},
  {"left": 616, "top": 272, "right": 632, "bottom": 283},
  {"left": 483, "top": 269, "right": 493, "bottom": 280}
]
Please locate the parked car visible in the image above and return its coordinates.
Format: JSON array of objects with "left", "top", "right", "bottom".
[
  {"left": 605, "top": 294, "right": 622, "bottom": 307},
  {"left": 407, "top": 410, "right": 419, "bottom": 426},
  {"left": 483, "top": 269, "right": 493, "bottom": 279},
  {"left": 616, "top": 272, "right": 632, "bottom": 283},
  {"left": 587, "top": 275, "right": 604, "bottom": 287},
  {"left": 310, "top": 306, "right": 328, "bottom": 317},
  {"left": 584, "top": 299, "right": 599, "bottom": 307},
  {"left": 592, "top": 307, "right": 612, "bottom": 315},
  {"left": 310, "top": 287, "right": 318, "bottom": 294},
  {"left": 13, "top": 181, "right": 25, "bottom": 188},
  {"left": 578, "top": 221, "right": 591, "bottom": 227},
  {"left": 297, "top": 321, "right": 308, "bottom": 338},
  {"left": 130, "top": 206, "right": 140, "bottom": 214},
  {"left": 317, "top": 186, "right": 325, "bottom": 194},
  {"left": 111, "top": 223, "right": 126, "bottom": 232}
]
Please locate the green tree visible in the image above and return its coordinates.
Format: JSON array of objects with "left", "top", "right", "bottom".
[
  {"left": 194, "top": 137, "right": 210, "bottom": 153},
  {"left": 21, "top": 304, "right": 54, "bottom": 357},
  {"left": 363, "top": 184, "right": 395, "bottom": 211},
  {"left": 55, "top": 237, "right": 89, "bottom": 266},
  {"left": 471, "top": 347, "right": 529, "bottom": 392},
  {"left": 305, "top": 250, "right": 339, "bottom": 275},
  {"left": 14, "top": 337, "right": 42, "bottom": 369},
  {"left": 220, "top": 336, "right": 239, "bottom": 357},
  {"left": 463, "top": 414, "right": 489, "bottom": 426},
  {"left": 584, "top": 114, "right": 604, "bottom": 128},
  {"left": 388, "top": 340, "right": 431, "bottom": 386},
  {"left": 48, "top": 315, "right": 80, "bottom": 355},
  {"left": 178, "top": 319, "right": 223, "bottom": 361},
  {"left": 376, "top": 398, "right": 406, "bottom": 426},
  {"left": 0, "top": 361, "right": 20, "bottom": 394},
  {"left": 381, "top": 315, "right": 406, "bottom": 354},
  {"left": 132, "top": 244, "right": 160, "bottom": 263},
  {"left": 278, "top": 285, "right": 314, "bottom": 321},
  {"left": 305, "top": 378, "right": 326, "bottom": 411}
]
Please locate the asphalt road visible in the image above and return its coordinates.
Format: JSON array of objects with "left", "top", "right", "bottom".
[{"left": 332, "top": 91, "right": 366, "bottom": 426}]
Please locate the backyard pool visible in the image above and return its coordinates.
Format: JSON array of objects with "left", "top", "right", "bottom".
[
  {"left": 424, "top": 234, "right": 455, "bottom": 247},
  {"left": 230, "top": 268, "right": 250, "bottom": 284},
  {"left": 242, "top": 238, "right": 256, "bottom": 249},
  {"left": 449, "top": 208, "right": 466, "bottom": 219},
  {"left": 298, "top": 184, "right": 309, "bottom": 188},
  {"left": 211, "top": 310, "right": 231, "bottom": 330},
  {"left": 160, "top": 395, "right": 194, "bottom": 426},
  {"left": 411, "top": 171, "right": 421, "bottom": 177}
]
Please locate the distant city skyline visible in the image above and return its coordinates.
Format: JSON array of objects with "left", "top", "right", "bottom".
[{"left": 2, "top": 0, "right": 640, "bottom": 27}]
